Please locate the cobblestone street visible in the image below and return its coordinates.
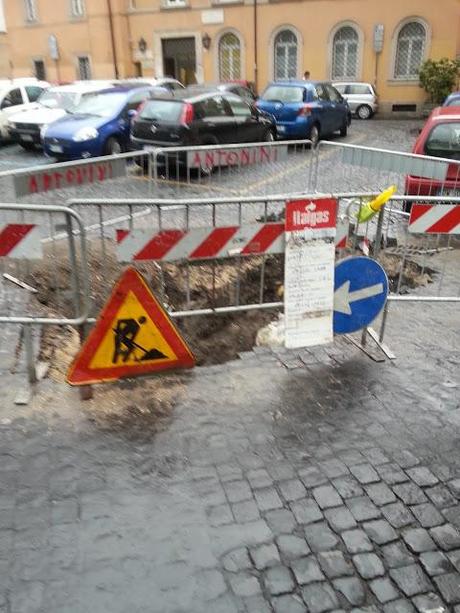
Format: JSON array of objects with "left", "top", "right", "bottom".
[{"left": 1, "top": 251, "right": 459, "bottom": 611}]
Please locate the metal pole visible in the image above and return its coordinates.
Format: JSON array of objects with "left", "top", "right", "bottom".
[
  {"left": 253, "top": 0, "right": 258, "bottom": 92},
  {"left": 107, "top": 0, "right": 120, "bottom": 80},
  {"left": 23, "top": 325, "right": 37, "bottom": 384},
  {"left": 373, "top": 206, "right": 385, "bottom": 258}
]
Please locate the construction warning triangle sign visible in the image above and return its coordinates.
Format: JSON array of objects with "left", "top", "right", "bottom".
[{"left": 67, "top": 267, "right": 195, "bottom": 385}]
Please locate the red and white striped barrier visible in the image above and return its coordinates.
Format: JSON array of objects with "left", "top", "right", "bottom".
[
  {"left": 0, "top": 224, "right": 42, "bottom": 259},
  {"left": 116, "top": 220, "right": 349, "bottom": 262},
  {"left": 409, "top": 204, "right": 460, "bottom": 234}
]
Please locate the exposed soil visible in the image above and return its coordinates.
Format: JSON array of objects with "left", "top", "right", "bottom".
[{"left": 26, "top": 238, "right": 436, "bottom": 391}]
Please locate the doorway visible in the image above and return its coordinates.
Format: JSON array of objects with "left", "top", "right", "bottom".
[{"left": 162, "top": 37, "right": 197, "bottom": 85}]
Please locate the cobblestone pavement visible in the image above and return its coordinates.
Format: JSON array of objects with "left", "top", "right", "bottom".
[{"left": 0, "top": 245, "right": 459, "bottom": 612}]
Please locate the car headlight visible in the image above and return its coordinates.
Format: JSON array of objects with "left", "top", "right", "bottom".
[
  {"left": 40, "top": 125, "right": 47, "bottom": 140},
  {"left": 73, "top": 127, "right": 98, "bottom": 142}
]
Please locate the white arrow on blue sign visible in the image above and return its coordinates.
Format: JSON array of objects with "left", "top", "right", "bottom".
[{"left": 333, "top": 256, "right": 388, "bottom": 334}]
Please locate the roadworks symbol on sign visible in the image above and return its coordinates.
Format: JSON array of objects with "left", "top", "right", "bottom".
[{"left": 67, "top": 267, "right": 195, "bottom": 385}]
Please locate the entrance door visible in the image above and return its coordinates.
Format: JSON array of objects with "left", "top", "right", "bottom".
[{"left": 162, "top": 37, "right": 196, "bottom": 85}]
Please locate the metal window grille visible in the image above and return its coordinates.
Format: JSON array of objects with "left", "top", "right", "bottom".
[
  {"left": 219, "top": 33, "right": 241, "bottom": 81},
  {"left": 164, "top": 0, "right": 186, "bottom": 6},
  {"left": 332, "top": 26, "right": 358, "bottom": 80},
  {"left": 25, "top": 0, "right": 37, "bottom": 21},
  {"left": 71, "top": 0, "right": 85, "bottom": 17},
  {"left": 274, "top": 30, "right": 298, "bottom": 80},
  {"left": 394, "top": 22, "right": 426, "bottom": 79},
  {"left": 78, "top": 56, "right": 91, "bottom": 80},
  {"left": 33, "top": 60, "right": 46, "bottom": 81}
]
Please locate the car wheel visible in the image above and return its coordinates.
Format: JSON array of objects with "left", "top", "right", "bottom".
[
  {"left": 263, "top": 129, "right": 275, "bottom": 142},
  {"left": 309, "top": 124, "right": 320, "bottom": 148},
  {"left": 104, "top": 136, "right": 123, "bottom": 156},
  {"left": 357, "top": 105, "right": 372, "bottom": 120},
  {"left": 339, "top": 121, "right": 348, "bottom": 137},
  {"left": 19, "top": 142, "right": 36, "bottom": 151}
]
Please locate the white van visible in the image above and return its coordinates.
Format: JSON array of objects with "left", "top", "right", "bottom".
[
  {"left": 0, "top": 78, "right": 50, "bottom": 141},
  {"left": 333, "top": 82, "right": 378, "bottom": 120}
]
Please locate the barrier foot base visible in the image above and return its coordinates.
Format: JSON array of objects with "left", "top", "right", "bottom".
[{"left": 366, "top": 327, "right": 396, "bottom": 360}]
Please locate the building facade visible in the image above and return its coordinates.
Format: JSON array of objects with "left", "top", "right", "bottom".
[{"left": 1, "top": 0, "right": 459, "bottom": 114}]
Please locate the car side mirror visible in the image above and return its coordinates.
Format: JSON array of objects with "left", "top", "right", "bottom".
[{"left": 127, "top": 109, "right": 137, "bottom": 119}]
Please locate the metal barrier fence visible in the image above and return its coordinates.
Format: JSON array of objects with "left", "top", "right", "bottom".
[
  {"left": 66, "top": 194, "right": 460, "bottom": 327},
  {"left": 151, "top": 140, "right": 313, "bottom": 198},
  {"left": 312, "top": 141, "right": 460, "bottom": 197},
  {"left": 0, "top": 203, "right": 89, "bottom": 383}
]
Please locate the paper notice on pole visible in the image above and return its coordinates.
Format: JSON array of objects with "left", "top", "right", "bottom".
[
  {"left": 284, "top": 198, "right": 337, "bottom": 349},
  {"left": 285, "top": 237, "right": 335, "bottom": 348}
]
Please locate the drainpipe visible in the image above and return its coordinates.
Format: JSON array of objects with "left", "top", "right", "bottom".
[
  {"left": 253, "top": 0, "right": 258, "bottom": 92},
  {"left": 107, "top": 0, "right": 119, "bottom": 79}
]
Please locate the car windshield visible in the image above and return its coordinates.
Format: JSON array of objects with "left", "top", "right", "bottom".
[
  {"left": 38, "top": 90, "right": 79, "bottom": 111},
  {"left": 73, "top": 93, "right": 127, "bottom": 117},
  {"left": 261, "top": 86, "right": 304, "bottom": 103},
  {"left": 425, "top": 122, "right": 460, "bottom": 160},
  {"left": 139, "top": 100, "right": 183, "bottom": 121}
]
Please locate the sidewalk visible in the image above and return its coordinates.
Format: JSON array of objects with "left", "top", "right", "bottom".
[{"left": 0, "top": 253, "right": 459, "bottom": 613}]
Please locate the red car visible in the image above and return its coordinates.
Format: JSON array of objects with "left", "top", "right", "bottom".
[{"left": 405, "top": 107, "right": 460, "bottom": 202}]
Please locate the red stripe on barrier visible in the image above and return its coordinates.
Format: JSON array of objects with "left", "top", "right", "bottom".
[
  {"left": 240, "top": 223, "right": 284, "bottom": 255},
  {"left": 116, "top": 229, "right": 130, "bottom": 243},
  {"left": 425, "top": 206, "right": 460, "bottom": 234},
  {"left": 336, "top": 236, "right": 347, "bottom": 249},
  {"left": 189, "top": 226, "right": 239, "bottom": 259},
  {"left": 134, "top": 230, "right": 186, "bottom": 260},
  {"left": 0, "top": 224, "right": 34, "bottom": 256},
  {"left": 409, "top": 204, "right": 431, "bottom": 225}
]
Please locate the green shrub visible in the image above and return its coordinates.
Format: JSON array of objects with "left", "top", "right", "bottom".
[{"left": 419, "top": 58, "right": 460, "bottom": 105}]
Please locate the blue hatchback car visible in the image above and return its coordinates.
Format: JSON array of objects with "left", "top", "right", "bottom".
[
  {"left": 256, "top": 80, "right": 351, "bottom": 145},
  {"left": 42, "top": 85, "right": 162, "bottom": 160}
]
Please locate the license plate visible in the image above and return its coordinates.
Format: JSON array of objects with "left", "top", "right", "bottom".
[
  {"left": 49, "top": 144, "right": 63, "bottom": 153},
  {"left": 21, "top": 134, "right": 33, "bottom": 142}
]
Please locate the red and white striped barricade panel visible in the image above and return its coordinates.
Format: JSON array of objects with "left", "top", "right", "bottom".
[
  {"left": 0, "top": 224, "right": 42, "bottom": 259},
  {"left": 409, "top": 204, "right": 460, "bottom": 234},
  {"left": 116, "top": 220, "right": 350, "bottom": 262}
]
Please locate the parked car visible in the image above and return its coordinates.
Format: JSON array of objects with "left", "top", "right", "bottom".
[
  {"left": 130, "top": 90, "right": 277, "bottom": 160},
  {"left": 405, "top": 107, "right": 460, "bottom": 206},
  {"left": 185, "top": 82, "right": 256, "bottom": 104},
  {"left": 43, "top": 85, "right": 163, "bottom": 161},
  {"left": 8, "top": 81, "right": 114, "bottom": 150},
  {"left": 119, "top": 77, "right": 184, "bottom": 93},
  {"left": 256, "top": 80, "right": 350, "bottom": 145},
  {"left": 333, "top": 82, "right": 378, "bottom": 120},
  {"left": 443, "top": 92, "right": 460, "bottom": 107},
  {"left": 0, "top": 78, "right": 49, "bottom": 141}
]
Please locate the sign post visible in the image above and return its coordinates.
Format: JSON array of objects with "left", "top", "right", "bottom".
[{"left": 284, "top": 198, "right": 337, "bottom": 348}]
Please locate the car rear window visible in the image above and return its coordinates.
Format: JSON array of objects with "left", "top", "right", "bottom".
[
  {"left": 140, "top": 100, "right": 183, "bottom": 121},
  {"left": 425, "top": 122, "right": 460, "bottom": 160},
  {"left": 348, "top": 84, "right": 372, "bottom": 95},
  {"left": 446, "top": 97, "right": 460, "bottom": 107},
  {"left": 261, "top": 86, "right": 304, "bottom": 103}
]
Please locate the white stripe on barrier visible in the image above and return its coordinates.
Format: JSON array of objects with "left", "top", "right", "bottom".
[
  {"left": 409, "top": 204, "right": 460, "bottom": 234},
  {"left": 116, "top": 220, "right": 349, "bottom": 262}
]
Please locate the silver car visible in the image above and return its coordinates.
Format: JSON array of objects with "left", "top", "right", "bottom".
[{"left": 333, "top": 82, "right": 378, "bottom": 120}]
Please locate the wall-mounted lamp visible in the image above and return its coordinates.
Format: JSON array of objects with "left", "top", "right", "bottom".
[
  {"left": 138, "top": 37, "right": 147, "bottom": 54},
  {"left": 202, "top": 32, "right": 211, "bottom": 51}
]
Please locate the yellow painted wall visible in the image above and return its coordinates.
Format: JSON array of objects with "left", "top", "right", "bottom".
[{"left": 2, "top": 0, "right": 460, "bottom": 113}]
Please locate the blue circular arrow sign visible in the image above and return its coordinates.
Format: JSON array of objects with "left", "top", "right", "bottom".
[{"left": 334, "top": 256, "right": 388, "bottom": 334}]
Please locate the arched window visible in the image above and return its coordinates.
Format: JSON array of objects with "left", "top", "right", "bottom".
[
  {"left": 394, "top": 22, "right": 426, "bottom": 79},
  {"left": 219, "top": 33, "right": 241, "bottom": 81},
  {"left": 332, "top": 26, "right": 358, "bottom": 79},
  {"left": 274, "top": 30, "right": 298, "bottom": 80}
]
